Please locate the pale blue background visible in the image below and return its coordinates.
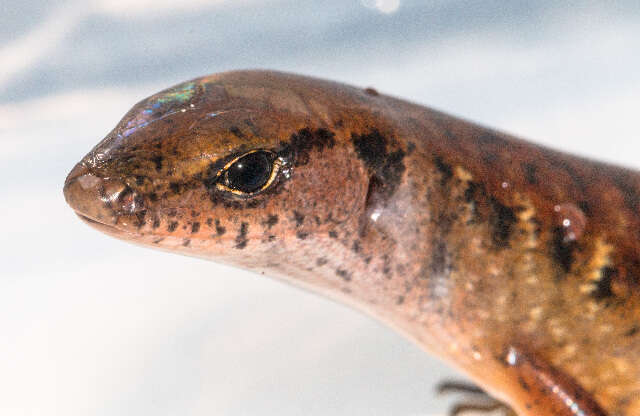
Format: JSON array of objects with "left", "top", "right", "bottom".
[{"left": 1, "top": 1, "right": 639, "bottom": 415}]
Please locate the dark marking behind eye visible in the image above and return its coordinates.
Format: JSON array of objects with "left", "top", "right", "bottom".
[
  {"left": 336, "top": 269, "right": 352, "bottom": 281},
  {"left": 382, "top": 254, "right": 392, "bottom": 277},
  {"left": 289, "top": 128, "right": 336, "bottom": 166},
  {"left": 352, "top": 241, "right": 361, "bottom": 253},
  {"left": 464, "top": 182, "right": 479, "bottom": 203},
  {"left": 592, "top": 267, "right": 615, "bottom": 300},
  {"left": 489, "top": 198, "right": 516, "bottom": 248},
  {"left": 625, "top": 326, "right": 639, "bottom": 337},
  {"left": 434, "top": 156, "right": 453, "bottom": 185},
  {"left": 429, "top": 239, "right": 451, "bottom": 277},
  {"left": 316, "top": 257, "right": 328, "bottom": 266},
  {"left": 352, "top": 130, "right": 406, "bottom": 203},
  {"left": 215, "top": 219, "right": 226, "bottom": 236},
  {"left": 191, "top": 222, "right": 200, "bottom": 233},
  {"left": 381, "top": 150, "right": 406, "bottom": 188},
  {"left": 229, "top": 126, "right": 245, "bottom": 139},
  {"left": 235, "top": 222, "right": 249, "bottom": 249},
  {"left": 352, "top": 130, "right": 388, "bottom": 171},
  {"left": 463, "top": 182, "right": 484, "bottom": 223},
  {"left": 151, "top": 155, "right": 163, "bottom": 172},
  {"left": 523, "top": 162, "right": 538, "bottom": 185},
  {"left": 293, "top": 211, "right": 305, "bottom": 227},
  {"left": 552, "top": 226, "right": 576, "bottom": 273},
  {"left": 135, "top": 211, "right": 146, "bottom": 228},
  {"left": 265, "top": 214, "right": 278, "bottom": 228}
]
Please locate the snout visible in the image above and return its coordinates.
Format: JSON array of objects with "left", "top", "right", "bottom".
[{"left": 64, "top": 162, "right": 144, "bottom": 228}]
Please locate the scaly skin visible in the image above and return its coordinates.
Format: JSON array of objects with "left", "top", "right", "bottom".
[{"left": 63, "top": 70, "right": 640, "bottom": 416}]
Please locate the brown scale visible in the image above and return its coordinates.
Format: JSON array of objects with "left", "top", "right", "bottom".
[{"left": 64, "top": 70, "right": 640, "bottom": 416}]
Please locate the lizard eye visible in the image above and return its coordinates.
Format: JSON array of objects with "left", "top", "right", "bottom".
[{"left": 216, "top": 150, "right": 281, "bottom": 196}]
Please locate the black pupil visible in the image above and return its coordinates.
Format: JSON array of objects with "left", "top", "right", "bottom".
[{"left": 226, "top": 152, "right": 272, "bottom": 193}]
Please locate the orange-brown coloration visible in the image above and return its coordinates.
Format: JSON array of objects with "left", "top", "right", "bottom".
[{"left": 63, "top": 71, "right": 640, "bottom": 416}]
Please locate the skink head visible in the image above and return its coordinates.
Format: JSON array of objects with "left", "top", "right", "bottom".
[{"left": 64, "top": 71, "right": 403, "bottom": 276}]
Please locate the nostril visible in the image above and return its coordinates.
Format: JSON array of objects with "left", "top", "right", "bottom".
[
  {"left": 117, "top": 188, "right": 145, "bottom": 214},
  {"left": 66, "top": 162, "right": 88, "bottom": 180},
  {"left": 64, "top": 162, "right": 99, "bottom": 208},
  {"left": 64, "top": 161, "right": 145, "bottom": 225},
  {"left": 64, "top": 163, "right": 89, "bottom": 192},
  {"left": 97, "top": 179, "right": 144, "bottom": 214},
  {"left": 77, "top": 174, "right": 101, "bottom": 190},
  {"left": 100, "top": 179, "right": 128, "bottom": 204}
]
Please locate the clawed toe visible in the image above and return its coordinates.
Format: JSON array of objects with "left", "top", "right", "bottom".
[{"left": 437, "top": 380, "right": 517, "bottom": 416}]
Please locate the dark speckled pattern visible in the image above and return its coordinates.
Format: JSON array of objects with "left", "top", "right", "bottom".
[{"left": 64, "top": 70, "right": 640, "bottom": 416}]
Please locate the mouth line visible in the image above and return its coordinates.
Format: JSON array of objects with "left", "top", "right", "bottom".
[
  {"left": 75, "top": 212, "right": 138, "bottom": 238},
  {"left": 76, "top": 212, "right": 105, "bottom": 225}
]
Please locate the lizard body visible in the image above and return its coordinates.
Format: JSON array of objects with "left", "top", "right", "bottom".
[{"left": 64, "top": 70, "right": 640, "bottom": 415}]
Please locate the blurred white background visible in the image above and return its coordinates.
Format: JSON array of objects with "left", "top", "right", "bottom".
[{"left": 1, "top": 1, "right": 639, "bottom": 415}]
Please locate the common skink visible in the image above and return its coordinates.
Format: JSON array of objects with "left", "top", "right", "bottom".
[{"left": 63, "top": 70, "right": 640, "bottom": 416}]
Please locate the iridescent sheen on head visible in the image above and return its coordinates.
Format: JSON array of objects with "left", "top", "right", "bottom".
[{"left": 122, "top": 81, "right": 197, "bottom": 137}]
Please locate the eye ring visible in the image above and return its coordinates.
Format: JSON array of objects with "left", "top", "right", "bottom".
[{"left": 214, "top": 150, "right": 283, "bottom": 196}]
